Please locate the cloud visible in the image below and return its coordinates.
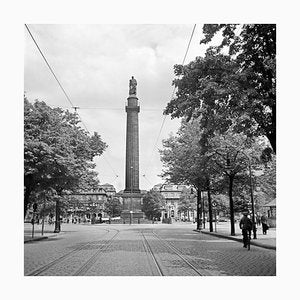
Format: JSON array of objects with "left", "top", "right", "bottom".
[{"left": 24, "top": 24, "right": 203, "bottom": 191}]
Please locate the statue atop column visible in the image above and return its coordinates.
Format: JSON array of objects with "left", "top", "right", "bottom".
[{"left": 129, "top": 76, "right": 137, "bottom": 95}]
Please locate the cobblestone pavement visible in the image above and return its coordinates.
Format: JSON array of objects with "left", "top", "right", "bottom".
[{"left": 24, "top": 223, "right": 276, "bottom": 276}]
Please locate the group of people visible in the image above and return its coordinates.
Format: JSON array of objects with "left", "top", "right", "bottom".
[{"left": 239, "top": 211, "right": 269, "bottom": 248}]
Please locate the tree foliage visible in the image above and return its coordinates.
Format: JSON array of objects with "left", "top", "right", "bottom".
[
  {"left": 24, "top": 96, "right": 107, "bottom": 217},
  {"left": 178, "top": 188, "right": 196, "bottom": 217},
  {"left": 142, "top": 190, "right": 165, "bottom": 220},
  {"left": 159, "top": 117, "right": 269, "bottom": 234},
  {"left": 104, "top": 197, "right": 122, "bottom": 217},
  {"left": 160, "top": 119, "right": 211, "bottom": 190},
  {"left": 164, "top": 24, "right": 276, "bottom": 153}
]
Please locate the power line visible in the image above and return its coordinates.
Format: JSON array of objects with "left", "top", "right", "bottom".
[
  {"left": 143, "top": 24, "right": 197, "bottom": 177},
  {"left": 142, "top": 174, "right": 153, "bottom": 186},
  {"left": 25, "top": 24, "right": 75, "bottom": 109},
  {"left": 182, "top": 24, "right": 197, "bottom": 66},
  {"left": 102, "top": 153, "right": 118, "bottom": 176},
  {"left": 57, "top": 106, "right": 164, "bottom": 111},
  {"left": 72, "top": 106, "right": 90, "bottom": 132},
  {"left": 25, "top": 25, "right": 91, "bottom": 133},
  {"left": 25, "top": 24, "right": 118, "bottom": 178}
]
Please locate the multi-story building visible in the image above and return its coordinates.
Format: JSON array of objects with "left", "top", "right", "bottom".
[
  {"left": 66, "top": 184, "right": 117, "bottom": 223},
  {"left": 99, "top": 183, "right": 116, "bottom": 197},
  {"left": 152, "top": 183, "right": 195, "bottom": 222},
  {"left": 24, "top": 184, "right": 118, "bottom": 224}
]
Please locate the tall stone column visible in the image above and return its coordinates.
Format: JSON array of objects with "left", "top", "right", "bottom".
[
  {"left": 124, "top": 94, "right": 140, "bottom": 193},
  {"left": 120, "top": 76, "right": 144, "bottom": 222}
]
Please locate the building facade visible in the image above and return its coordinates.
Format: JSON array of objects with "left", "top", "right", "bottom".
[
  {"left": 66, "top": 184, "right": 116, "bottom": 223},
  {"left": 152, "top": 184, "right": 196, "bottom": 222}
]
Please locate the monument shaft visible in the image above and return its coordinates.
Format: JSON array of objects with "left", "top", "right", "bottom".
[
  {"left": 120, "top": 76, "right": 144, "bottom": 222},
  {"left": 125, "top": 95, "right": 140, "bottom": 193}
]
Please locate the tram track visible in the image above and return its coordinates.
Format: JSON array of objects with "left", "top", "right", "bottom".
[
  {"left": 74, "top": 229, "right": 119, "bottom": 276},
  {"left": 26, "top": 229, "right": 117, "bottom": 276},
  {"left": 141, "top": 230, "right": 208, "bottom": 276},
  {"left": 140, "top": 231, "right": 164, "bottom": 276}
]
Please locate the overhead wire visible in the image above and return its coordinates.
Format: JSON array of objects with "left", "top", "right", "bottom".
[
  {"left": 25, "top": 24, "right": 119, "bottom": 179},
  {"left": 142, "top": 24, "right": 197, "bottom": 179},
  {"left": 25, "top": 24, "right": 197, "bottom": 189},
  {"left": 25, "top": 24, "right": 74, "bottom": 109},
  {"left": 25, "top": 24, "right": 90, "bottom": 132},
  {"left": 47, "top": 103, "right": 164, "bottom": 111},
  {"left": 142, "top": 174, "right": 153, "bottom": 186}
]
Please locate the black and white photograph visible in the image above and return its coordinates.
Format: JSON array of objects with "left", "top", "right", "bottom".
[
  {"left": 23, "top": 23, "right": 276, "bottom": 276},
  {"left": 2, "top": 0, "right": 299, "bottom": 299}
]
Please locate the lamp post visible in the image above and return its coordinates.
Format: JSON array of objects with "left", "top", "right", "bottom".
[{"left": 239, "top": 151, "right": 257, "bottom": 239}]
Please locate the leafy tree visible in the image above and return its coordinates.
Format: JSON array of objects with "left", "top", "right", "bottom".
[
  {"left": 160, "top": 119, "right": 210, "bottom": 189},
  {"left": 206, "top": 130, "right": 265, "bottom": 234},
  {"left": 254, "top": 156, "right": 276, "bottom": 211},
  {"left": 142, "top": 190, "right": 165, "bottom": 220},
  {"left": 164, "top": 24, "right": 276, "bottom": 153},
  {"left": 160, "top": 118, "right": 265, "bottom": 235},
  {"left": 211, "top": 193, "right": 229, "bottom": 215},
  {"left": 104, "top": 197, "right": 122, "bottom": 217},
  {"left": 178, "top": 188, "right": 196, "bottom": 221},
  {"left": 24, "top": 97, "right": 107, "bottom": 228},
  {"left": 160, "top": 119, "right": 220, "bottom": 231}
]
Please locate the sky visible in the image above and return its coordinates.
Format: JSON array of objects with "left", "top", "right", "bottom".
[{"left": 24, "top": 24, "right": 211, "bottom": 192}]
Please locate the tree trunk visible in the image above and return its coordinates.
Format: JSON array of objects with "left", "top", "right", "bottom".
[
  {"left": 24, "top": 186, "right": 32, "bottom": 219},
  {"left": 54, "top": 199, "right": 61, "bottom": 233},
  {"left": 207, "top": 179, "right": 213, "bottom": 232},
  {"left": 267, "top": 131, "right": 276, "bottom": 154},
  {"left": 196, "top": 186, "right": 202, "bottom": 230},
  {"left": 24, "top": 174, "right": 34, "bottom": 219},
  {"left": 266, "top": 103, "right": 276, "bottom": 154},
  {"left": 202, "top": 192, "right": 206, "bottom": 229},
  {"left": 229, "top": 175, "right": 235, "bottom": 236}
]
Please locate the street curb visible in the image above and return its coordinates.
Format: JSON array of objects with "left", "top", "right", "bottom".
[
  {"left": 193, "top": 229, "right": 276, "bottom": 250},
  {"left": 24, "top": 236, "right": 48, "bottom": 243},
  {"left": 24, "top": 231, "right": 67, "bottom": 243}
]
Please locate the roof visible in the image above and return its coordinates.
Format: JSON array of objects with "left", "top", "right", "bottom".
[
  {"left": 263, "top": 199, "right": 276, "bottom": 207},
  {"left": 153, "top": 183, "right": 187, "bottom": 192},
  {"left": 100, "top": 183, "right": 114, "bottom": 187}
]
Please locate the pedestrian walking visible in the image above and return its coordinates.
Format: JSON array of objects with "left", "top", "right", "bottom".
[
  {"left": 239, "top": 210, "right": 253, "bottom": 248},
  {"left": 256, "top": 214, "right": 261, "bottom": 226},
  {"left": 261, "top": 213, "right": 269, "bottom": 234}
]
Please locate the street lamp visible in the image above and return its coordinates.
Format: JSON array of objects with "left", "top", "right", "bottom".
[{"left": 238, "top": 151, "right": 257, "bottom": 239}]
